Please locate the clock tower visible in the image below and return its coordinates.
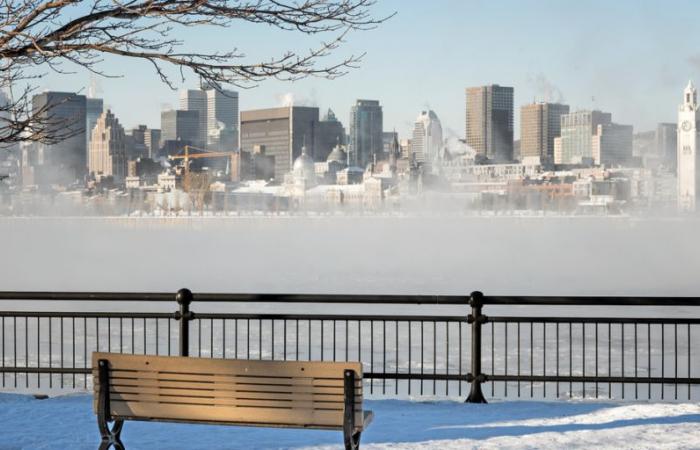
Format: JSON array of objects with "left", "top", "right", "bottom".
[{"left": 678, "top": 80, "right": 700, "bottom": 212}]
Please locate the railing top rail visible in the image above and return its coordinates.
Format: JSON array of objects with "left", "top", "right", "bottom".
[
  {"left": 482, "top": 295, "right": 700, "bottom": 306},
  {"left": 1, "top": 291, "right": 700, "bottom": 307},
  {"left": 0, "top": 291, "right": 469, "bottom": 305}
]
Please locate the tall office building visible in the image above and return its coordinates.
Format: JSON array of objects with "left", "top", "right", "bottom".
[
  {"left": 678, "top": 81, "right": 700, "bottom": 212},
  {"left": 411, "top": 110, "right": 443, "bottom": 165},
  {"left": 143, "top": 128, "right": 161, "bottom": 158},
  {"left": 592, "top": 123, "right": 633, "bottom": 166},
  {"left": 206, "top": 88, "right": 239, "bottom": 151},
  {"left": 465, "top": 85, "right": 514, "bottom": 162},
  {"left": 240, "top": 106, "right": 320, "bottom": 181},
  {"left": 348, "top": 100, "right": 383, "bottom": 167},
  {"left": 520, "top": 102, "right": 569, "bottom": 165},
  {"left": 656, "top": 123, "right": 678, "bottom": 171},
  {"left": 554, "top": 110, "right": 612, "bottom": 165},
  {"left": 85, "top": 97, "right": 104, "bottom": 151},
  {"left": 88, "top": 110, "right": 127, "bottom": 182},
  {"left": 160, "top": 109, "right": 199, "bottom": 154},
  {"left": 29, "top": 91, "right": 87, "bottom": 185},
  {"left": 179, "top": 90, "right": 208, "bottom": 147}
]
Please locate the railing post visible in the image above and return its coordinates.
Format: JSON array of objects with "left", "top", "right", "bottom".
[
  {"left": 466, "top": 290, "right": 487, "bottom": 403},
  {"left": 175, "top": 288, "right": 194, "bottom": 357}
]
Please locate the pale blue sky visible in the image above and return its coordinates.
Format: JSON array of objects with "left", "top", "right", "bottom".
[{"left": 39, "top": 0, "right": 700, "bottom": 138}]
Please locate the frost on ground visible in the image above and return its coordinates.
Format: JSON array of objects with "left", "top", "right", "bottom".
[{"left": 1, "top": 394, "right": 699, "bottom": 450}]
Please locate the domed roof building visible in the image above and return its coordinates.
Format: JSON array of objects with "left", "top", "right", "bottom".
[
  {"left": 287, "top": 146, "right": 317, "bottom": 190},
  {"left": 326, "top": 144, "right": 348, "bottom": 165}
]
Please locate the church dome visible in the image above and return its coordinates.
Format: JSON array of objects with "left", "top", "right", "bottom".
[
  {"left": 292, "top": 148, "right": 316, "bottom": 183},
  {"left": 326, "top": 145, "right": 347, "bottom": 164}
]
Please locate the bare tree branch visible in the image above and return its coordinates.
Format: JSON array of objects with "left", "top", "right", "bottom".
[{"left": 0, "top": 0, "right": 392, "bottom": 146}]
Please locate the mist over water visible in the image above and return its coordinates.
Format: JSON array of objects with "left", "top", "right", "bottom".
[{"left": 2, "top": 216, "right": 698, "bottom": 297}]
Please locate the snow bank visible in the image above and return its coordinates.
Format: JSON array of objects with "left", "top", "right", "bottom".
[{"left": 1, "top": 394, "right": 698, "bottom": 449}]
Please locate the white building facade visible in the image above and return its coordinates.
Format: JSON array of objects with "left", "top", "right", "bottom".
[
  {"left": 678, "top": 81, "right": 700, "bottom": 212},
  {"left": 411, "top": 110, "right": 443, "bottom": 165}
]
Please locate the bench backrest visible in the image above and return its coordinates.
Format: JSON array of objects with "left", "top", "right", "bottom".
[{"left": 92, "top": 352, "right": 364, "bottom": 430}]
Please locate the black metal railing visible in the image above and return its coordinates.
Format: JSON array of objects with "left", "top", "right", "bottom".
[{"left": 0, "top": 290, "right": 699, "bottom": 402}]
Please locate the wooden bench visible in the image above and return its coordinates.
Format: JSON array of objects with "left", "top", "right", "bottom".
[{"left": 92, "top": 352, "right": 373, "bottom": 450}]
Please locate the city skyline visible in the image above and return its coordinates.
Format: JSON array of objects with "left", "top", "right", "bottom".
[{"left": 32, "top": 0, "right": 700, "bottom": 139}]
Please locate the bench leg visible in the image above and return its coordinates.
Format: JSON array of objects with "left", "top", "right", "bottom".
[
  {"left": 344, "top": 430, "right": 361, "bottom": 450},
  {"left": 98, "top": 418, "right": 124, "bottom": 450}
]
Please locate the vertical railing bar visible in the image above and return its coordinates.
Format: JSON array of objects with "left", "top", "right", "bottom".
[
  {"left": 283, "top": 320, "right": 287, "bottom": 361},
  {"left": 13, "top": 316, "right": 17, "bottom": 389},
  {"left": 25, "top": 317, "right": 29, "bottom": 389},
  {"left": 307, "top": 319, "right": 311, "bottom": 362},
  {"left": 621, "top": 323, "right": 624, "bottom": 400},
  {"left": 72, "top": 317, "right": 75, "bottom": 388},
  {"left": 333, "top": 320, "right": 337, "bottom": 362},
  {"left": 432, "top": 320, "right": 436, "bottom": 396},
  {"left": 1, "top": 316, "right": 5, "bottom": 388},
  {"left": 156, "top": 318, "right": 159, "bottom": 356},
  {"left": 530, "top": 322, "right": 533, "bottom": 398},
  {"left": 608, "top": 322, "right": 612, "bottom": 398},
  {"left": 595, "top": 322, "right": 598, "bottom": 399},
  {"left": 396, "top": 321, "right": 399, "bottom": 396},
  {"left": 582, "top": 322, "right": 585, "bottom": 399},
  {"left": 168, "top": 318, "right": 171, "bottom": 356},
  {"left": 84, "top": 317, "right": 87, "bottom": 389},
  {"left": 420, "top": 321, "right": 424, "bottom": 396},
  {"left": 383, "top": 320, "right": 387, "bottom": 395},
  {"left": 490, "top": 322, "right": 494, "bottom": 396},
  {"left": 568, "top": 322, "right": 572, "bottom": 399},
  {"left": 543, "top": 322, "right": 546, "bottom": 398},
  {"left": 408, "top": 320, "right": 412, "bottom": 397},
  {"left": 235, "top": 319, "right": 239, "bottom": 359},
  {"left": 107, "top": 317, "right": 111, "bottom": 354},
  {"left": 119, "top": 317, "right": 123, "bottom": 354},
  {"left": 674, "top": 323, "right": 678, "bottom": 401},
  {"left": 648, "top": 323, "right": 651, "bottom": 400},
  {"left": 210, "top": 318, "right": 214, "bottom": 359},
  {"left": 258, "top": 319, "right": 262, "bottom": 360},
  {"left": 504, "top": 322, "right": 508, "bottom": 397},
  {"left": 556, "top": 322, "right": 559, "bottom": 398},
  {"left": 142, "top": 318, "right": 146, "bottom": 355},
  {"left": 130, "top": 318, "right": 134, "bottom": 356},
  {"left": 272, "top": 319, "right": 275, "bottom": 361},
  {"left": 517, "top": 322, "right": 520, "bottom": 398},
  {"left": 37, "top": 317, "right": 41, "bottom": 389},
  {"left": 49, "top": 317, "right": 52, "bottom": 389},
  {"left": 345, "top": 320, "right": 349, "bottom": 362},
  {"left": 688, "top": 324, "right": 691, "bottom": 401},
  {"left": 635, "top": 323, "right": 638, "bottom": 400},
  {"left": 247, "top": 318, "right": 250, "bottom": 360},
  {"left": 223, "top": 319, "right": 226, "bottom": 359},
  {"left": 662, "top": 323, "right": 665, "bottom": 400},
  {"left": 446, "top": 321, "right": 449, "bottom": 396},
  {"left": 370, "top": 320, "right": 374, "bottom": 395},
  {"left": 321, "top": 320, "right": 325, "bottom": 362},
  {"left": 60, "top": 317, "right": 63, "bottom": 389},
  {"left": 295, "top": 319, "right": 299, "bottom": 361}
]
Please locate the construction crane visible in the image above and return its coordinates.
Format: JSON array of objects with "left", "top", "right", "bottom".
[{"left": 168, "top": 145, "right": 239, "bottom": 182}]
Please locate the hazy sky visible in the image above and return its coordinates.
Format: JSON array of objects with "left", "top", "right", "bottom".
[{"left": 36, "top": 0, "right": 700, "bottom": 138}]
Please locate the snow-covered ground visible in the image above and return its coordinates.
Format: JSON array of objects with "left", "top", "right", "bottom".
[{"left": 0, "top": 394, "right": 698, "bottom": 449}]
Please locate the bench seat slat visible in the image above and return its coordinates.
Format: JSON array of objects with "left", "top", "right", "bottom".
[
  {"left": 101, "top": 370, "right": 362, "bottom": 389},
  {"left": 107, "top": 392, "right": 361, "bottom": 410},
  {"left": 94, "top": 353, "right": 362, "bottom": 379},
  {"left": 108, "top": 400, "right": 365, "bottom": 429},
  {"left": 104, "top": 377, "right": 359, "bottom": 395},
  {"left": 107, "top": 386, "right": 361, "bottom": 403}
]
